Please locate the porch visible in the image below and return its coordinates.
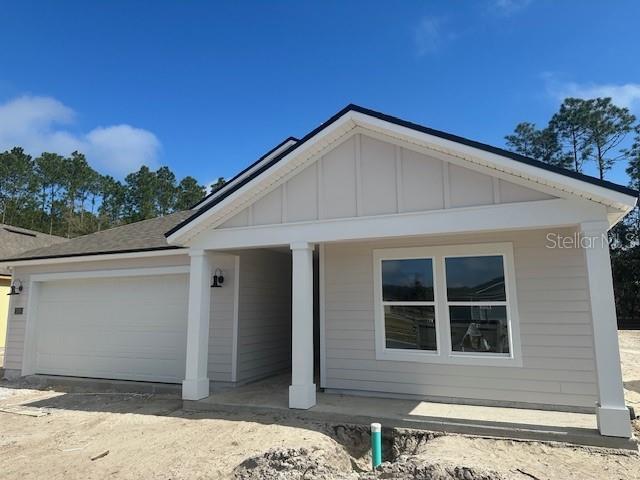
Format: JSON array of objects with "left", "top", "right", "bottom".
[{"left": 184, "top": 373, "right": 635, "bottom": 450}]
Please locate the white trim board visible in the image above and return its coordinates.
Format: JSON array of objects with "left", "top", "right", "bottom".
[
  {"left": 195, "top": 138, "right": 298, "bottom": 210},
  {"left": 29, "top": 265, "right": 189, "bottom": 282},
  {"left": 189, "top": 198, "right": 606, "bottom": 250},
  {"left": 319, "top": 243, "right": 327, "bottom": 388}
]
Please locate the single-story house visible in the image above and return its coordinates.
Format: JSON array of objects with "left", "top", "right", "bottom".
[
  {"left": 0, "top": 224, "right": 65, "bottom": 366},
  {"left": 1, "top": 105, "right": 637, "bottom": 438}
]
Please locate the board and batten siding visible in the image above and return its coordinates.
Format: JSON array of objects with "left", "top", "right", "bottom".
[
  {"left": 218, "top": 133, "right": 556, "bottom": 229},
  {"left": 323, "top": 228, "right": 598, "bottom": 409},
  {"left": 236, "top": 249, "right": 291, "bottom": 383}
]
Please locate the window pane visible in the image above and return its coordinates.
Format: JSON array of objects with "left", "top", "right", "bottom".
[
  {"left": 382, "top": 259, "right": 433, "bottom": 301},
  {"left": 445, "top": 256, "right": 506, "bottom": 302},
  {"left": 449, "top": 306, "right": 509, "bottom": 354},
  {"left": 384, "top": 305, "right": 437, "bottom": 351}
]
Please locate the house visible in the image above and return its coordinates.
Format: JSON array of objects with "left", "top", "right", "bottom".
[
  {"left": 0, "top": 224, "right": 65, "bottom": 366},
  {"left": 1, "top": 105, "right": 637, "bottom": 439}
]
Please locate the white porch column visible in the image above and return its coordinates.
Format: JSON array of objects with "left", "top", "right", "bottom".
[
  {"left": 580, "top": 221, "right": 631, "bottom": 438},
  {"left": 182, "top": 249, "right": 212, "bottom": 400},
  {"left": 289, "top": 242, "right": 316, "bottom": 409}
]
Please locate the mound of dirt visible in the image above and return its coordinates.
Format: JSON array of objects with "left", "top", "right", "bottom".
[
  {"left": 233, "top": 447, "right": 355, "bottom": 480},
  {"left": 233, "top": 447, "right": 504, "bottom": 480}
]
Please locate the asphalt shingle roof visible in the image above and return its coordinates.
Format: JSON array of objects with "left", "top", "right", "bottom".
[
  {"left": 0, "top": 224, "right": 66, "bottom": 274},
  {"left": 1, "top": 211, "right": 191, "bottom": 263}
]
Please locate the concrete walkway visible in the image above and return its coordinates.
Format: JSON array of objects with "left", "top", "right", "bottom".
[{"left": 186, "top": 374, "right": 637, "bottom": 450}]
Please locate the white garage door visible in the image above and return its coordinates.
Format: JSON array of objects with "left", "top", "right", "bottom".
[{"left": 35, "top": 274, "right": 189, "bottom": 383}]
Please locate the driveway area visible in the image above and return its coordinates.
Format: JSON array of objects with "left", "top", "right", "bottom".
[{"left": 1, "top": 331, "right": 639, "bottom": 479}]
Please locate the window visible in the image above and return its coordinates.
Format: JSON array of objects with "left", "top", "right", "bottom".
[
  {"left": 381, "top": 259, "right": 436, "bottom": 351},
  {"left": 373, "top": 243, "right": 521, "bottom": 366},
  {"left": 445, "top": 256, "right": 509, "bottom": 355}
]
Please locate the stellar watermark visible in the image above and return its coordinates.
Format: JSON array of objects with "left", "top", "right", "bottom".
[{"left": 546, "top": 232, "right": 610, "bottom": 249}]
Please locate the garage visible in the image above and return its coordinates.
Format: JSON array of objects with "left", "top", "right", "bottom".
[{"left": 34, "top": 273, "right": 189, "bottom": 384}]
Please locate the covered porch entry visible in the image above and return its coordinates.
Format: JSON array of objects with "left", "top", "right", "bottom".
[{"left": 181, "top": 242, "right": 321, "bottom": 410}]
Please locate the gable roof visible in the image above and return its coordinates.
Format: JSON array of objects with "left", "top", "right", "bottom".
[
  {"left": 1, "top": 211, "right": 191, "bottom": 263},
  {"left": 165, "top": 104, "right": 639, "bottom": 240},
  {"left": 0, "top": 225, "right": 66, "bottom": 274}
]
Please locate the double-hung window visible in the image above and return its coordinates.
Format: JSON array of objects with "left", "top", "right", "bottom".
[
  {"left": 373, "top": 243, "right": 521, "bottom": 366},
  {"left": 380, "top": 258, "right": 437, "bottom": 352}
]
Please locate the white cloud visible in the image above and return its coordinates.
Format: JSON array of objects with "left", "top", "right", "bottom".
[
  {"left": 0, "top": 95, "right": 161, "bottom": 176},
  {"left": 86, "top": 125, "right": 160, "bottom": 176},
  {"left": 414, "top": 17, "right": 444, "bottom": 56},
  {"left": 544, "top": 75, "right": 640, "bottom": 112},
  {"left": 551, "top": 81, "right": 640, "bottom": 111}
]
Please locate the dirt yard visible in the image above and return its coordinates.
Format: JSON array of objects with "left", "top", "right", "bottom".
[{"left": 1, "top": 331, "right": 639, "bottom": 480}]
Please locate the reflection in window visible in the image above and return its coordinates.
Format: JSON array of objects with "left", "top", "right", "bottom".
[
  {"left": 445, "top": 255, "right": 510, "bottom": 356},
  {"left": 381, "top": 258, "right": 436, "bottom": 352},
  {"left": 384, "top": 305, "right": 436, "bottom": 351},
  {"left": 382, "top": 259, "right": 433, "bottom": 301},
  {"left": 445, "top": 256, "right": 505, "bottom": 302},
  {"left": 449, "top": 306, "right": 509, "bottom": 354}
]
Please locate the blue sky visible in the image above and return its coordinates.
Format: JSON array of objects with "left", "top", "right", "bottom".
[{"left": 1, "top": 1, "right": 639, "bottom": 187}]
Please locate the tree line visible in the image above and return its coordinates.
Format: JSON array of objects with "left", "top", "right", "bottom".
[
  {"left": 0, "top": 148, "right": 221, "bottom": 238},
  {"left": 504, "top": 96, "right": 640, "bottom": 326},
  {"left": 1, "top": 98, "right": 638, "bottom": 324}
]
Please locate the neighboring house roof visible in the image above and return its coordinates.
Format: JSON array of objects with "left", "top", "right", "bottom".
[
  {"left": 165, "top": 104, "right": 640, "bottom": 240},
  {"left": 1, "top": 211, "right": 191, "bottom": 263},
  {"left": 0, "top": 224, "right": 66, "bottom": 275}
]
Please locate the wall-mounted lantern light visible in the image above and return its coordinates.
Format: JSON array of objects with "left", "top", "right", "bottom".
[
  {"left": 7, "top": 279, "right": 23, "bottom": 296},
  {"left": 211, "top": 268, "right": 224, "bottom": 288}
]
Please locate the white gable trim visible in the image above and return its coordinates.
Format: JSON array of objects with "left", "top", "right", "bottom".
[
  {"left": 167, "top": 110, "right": 636, "bottom": 245},
  {"left": 194, "top": 137, "right": 298, "bottom": 210},
  {"left": 167, "top": 113, "right": 358, "bottom": 244},
  {"left": 189, "top": 198, "right": 606, "bottom": 250},
  {"left": 351, "top": 112, "right": 636, "bottom": 211}
]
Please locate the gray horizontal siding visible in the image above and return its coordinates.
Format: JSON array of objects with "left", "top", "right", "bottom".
[
  {"left": 207, "top": 254, "right": 237, "bottom": 382},
  {"left": 323, "top": 228, "right": 598, "bottom": 409},
  {"left": 236, "top": 249, "right": 291, "bottom": 383}
]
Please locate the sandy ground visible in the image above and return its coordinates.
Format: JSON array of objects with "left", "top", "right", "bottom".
[{"left": 1, "top": 331, "right": 639, "bottom": 480}]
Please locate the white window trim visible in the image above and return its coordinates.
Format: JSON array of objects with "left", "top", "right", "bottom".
[{"left": 373, "top": 242, "right": 523, "bottom": 367}]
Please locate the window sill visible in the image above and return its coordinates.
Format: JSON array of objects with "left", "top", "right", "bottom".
[{"left": 376, "top": 348, "right": 523, "bottom": 367}]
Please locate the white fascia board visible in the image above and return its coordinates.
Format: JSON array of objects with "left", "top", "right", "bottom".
[
  {"left": 0, "top": 248, "right": 188, "bottom": 268},
  {"left": 194, "top": 138, "right": 298, "bottom": 210},
  {"left": 167, "top": 114, "right": 358, "bottom": 244},
  {"left": 351, "top": 112, "right": 638, "bottom": 212},
  {"left": 189, "top": 198, "right": 606, "bottom": 250},
  {"left": 30, "top": 265, "right": 189, "bottom": 282}
]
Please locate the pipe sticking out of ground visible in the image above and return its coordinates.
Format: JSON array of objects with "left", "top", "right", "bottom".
[{"left": 371, "top": 422, "right": 382, "bottom": 470}]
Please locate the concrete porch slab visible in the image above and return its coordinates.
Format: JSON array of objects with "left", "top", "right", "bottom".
[{"left": 185, "top": 374, "right": 637, "bottom": 450}]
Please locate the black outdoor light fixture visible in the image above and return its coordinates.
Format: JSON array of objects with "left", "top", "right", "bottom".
[
  {"left": 7, "top": 279, "right": 23, "bottom": 296},
  {"left": 211, "top": 268, "right": 224, "bottom": 288}
]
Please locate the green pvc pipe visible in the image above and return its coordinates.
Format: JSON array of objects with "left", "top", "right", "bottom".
[{"left": 371, "top": 422, "right": 382, "bottom": 469}]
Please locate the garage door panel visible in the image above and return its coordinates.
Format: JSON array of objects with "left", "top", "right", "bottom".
[
  {"left": 35, "top": 274, "right": 188, "bottom": 383},
  {"left": 36, "top": 354, "right": 184, "bottom": 383}
]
